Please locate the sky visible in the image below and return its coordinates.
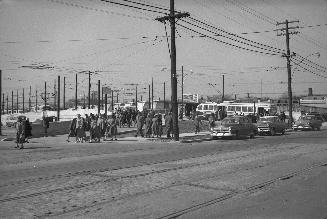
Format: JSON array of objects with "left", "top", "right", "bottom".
[{"left": 1, "top": 0, "right": 327, "bottom": 103}]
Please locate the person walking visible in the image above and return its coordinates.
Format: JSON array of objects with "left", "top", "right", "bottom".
[
  {"left": 194, "top": 114, "right": 202, "bottom": 134},
  {"left": 157, "top": 114, "right": 163, "bottom": 138},
  {"left": 67, "top": 117, "right": 77, "bottom": 142},
  {"left": 208, "top": 113, "right": 215, "bottom": 131},
  {"left": 76, "top": 114, "right": 86, "bottom": 143},
  {"left": 135, "top": 112, "right": 144, "bottom": 137},
  {"left": 109, "top": 114, "right": 118, "bottom": 141},
  {"left": 25, "top": 118, "right": 32, "bottom": 143},
  {"left": 42, "top": 115, "right": 49, "bottom": 137},
  {"left": 145, "top": 113, "right": 153, "bottom": 138},
  {"left": 165, "top": 112, "right": 173, "bottom": 139},
  {"left": 15, "top": 116, "right": 26, "bottom": 149},
  {"left": 151, "top": 114, "right": 159, "bottom": 138}
]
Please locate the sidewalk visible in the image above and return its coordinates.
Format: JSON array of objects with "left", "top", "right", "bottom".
[{"left": 0, "top": 126, "right": 211, "bottom": 144}]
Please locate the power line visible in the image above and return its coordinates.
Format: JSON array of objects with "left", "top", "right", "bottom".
[{"left": 177, "top": 23, "right": 278, "bottom": 56}]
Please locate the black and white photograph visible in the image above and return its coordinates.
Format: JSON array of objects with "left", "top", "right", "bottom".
[{"left": 0, "top": 0, "right": 327, "bottom": 218}]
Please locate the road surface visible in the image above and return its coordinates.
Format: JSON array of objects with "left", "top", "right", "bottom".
[{"left": 0, "top": 129, "right": 326, "bottom": 218}]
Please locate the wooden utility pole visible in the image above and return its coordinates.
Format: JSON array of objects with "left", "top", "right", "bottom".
[
  {"left": 63, "top": 77, "right": 66, "bottom": 110},
  {"left": 98, "top": 80, "right": 100, "bottom": 115},
  {"left": 22, "top": 88, "right": 24, "bottom": 113},
  {"left": 105, "top": 93, "right": 108, "bottom": 116},
  {"left": 155, "top": 1, "right": 189, "bottom": 141},
  {"left": 111, "top": 90, "right": 114, "bottom": 111},
  {"left": 44, "top": 81, "right": 47, "bottom": 111},
  {"left": 163, "top": 82, "right": 166, "bottom": 110},
  {"left": 88, "top": 71, "right": 91, "bottom": 109},
  {"left": 35, "top": 88, "right": 38, "bottom": 112},
  {"left": 57, "top": 76, "right": 60, "bottom": 121},
  {"left": 222, "top": 74, "right": 225, "bottom": 102},
  {"left": 151, "top": 77, "right": 154, "bottom": 110},
  {"left": 16, "top": 90, "right": 18, "bottom": 113},
  {"left": 148, "top": 84, "right": 151, "bottom": 109},
  {"left": 11, "top": 91, "right": 13, "bottom": 114},
  {"left": 6, "top": 94, "right": 8, "bottom": 114},
  {"left": 75, "top": 73, "right": 78, "bottom": 110},
  {"left": 181, "top": 66, "right": 184, "bottom": 120},
  {"left": 276, "top": 20, "right": 299, "bottom": 125},
  {"left": 0, "top": 70, "right": 2, "bottom": 135},
  {"left": 29, "top": 86, "right": 31, "bottom": 112},
  {"left": 135, "top": 85, "right": 138, "bottom": 111}
]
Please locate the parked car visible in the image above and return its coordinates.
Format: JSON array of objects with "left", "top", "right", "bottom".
[
  {"left": 211, "top": 116, "right": 256, "bottom": 139},
  {"left": 257, "top": 116, "right": 287, "bottom": 136},
  {"left": 292, "top": 115, "right": 322, "bottom": 131}
]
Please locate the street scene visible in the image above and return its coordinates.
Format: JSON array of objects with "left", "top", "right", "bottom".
[{"left": 1, "top": 0, "right": 327, "bottom": 218}]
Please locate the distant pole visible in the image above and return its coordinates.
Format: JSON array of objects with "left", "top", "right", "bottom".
[
  {"left": 2, "top": 93, "right": 4, "bottom": 114},
  {"left": 88, "top": 71, "right": 91, "bottom": 109},
  {"left": 98, "top": 80, "right": 100, "bottom": 115},
  {"left": 111, "top": 90, "right": 114, "bottom": 110},
  {"left": 16, "top": 89, "right": 18, "bottom": 113},
  {"left": 151, "top": 77, "right": 154, "bottom": 110},
  {"left": 53, "top": 79, "right": 56, "bottom": 110},
  {"left": 135, "top": 85, "right": 138, "bottom": 111},
  {"left": 6, "top": 94, "right": 9, "bottom": 114},
  {"left": 181, "top": 66, "right": 184, "bottom": 120},
  {"left": 148, "top": 84, "right": 151, "bottom": 109},
  {"left": 101, "top": 87, "right": 104, "bottom": 110},
  {"left": 75, "top": 73, "right": 77, "bottom": 110},
  {"left": 44, "top": 81, "right": 47, "bottom": 111},
  {"left": 57, "top": 75, "right": 60, "bottom": 121},
  {"left": 63, "top": 77, "right": 66, "bottom": 110},
  {"left": 222, "top": 74, "right": 225, "bottom": 102},
  {"left": 117, "top": 93, "right": 119, "bottom": 103},
  {"left": 83, "top": 93, "right": 85, "bottom": 109},
  {"left": 35, "top": 88, "right": 38, "bottom": 112},
  {"left": 105, "top": 93, "right": 108, "bottom": 116},
  {"left": 164, "top": 82, "right": 166, "bottom": 110},
  {"left": 11, "top": 90, "right": 13, "bottom": 114},
  {"left": 0, "top": 70, "right": 2, "bottom": 135},
  {"left": 29, "top": 85, "right": 31, "bottom": 112},
  {"left": 22, "top": 88, "right": 24, "bottom": 113}
]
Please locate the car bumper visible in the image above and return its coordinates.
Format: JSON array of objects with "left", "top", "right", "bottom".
[
  {"left": 211, "top": 132, "right": 234, "bottom": 137},
  {"left": 292, "top": 125, "right": 312, "bottom": 130}
]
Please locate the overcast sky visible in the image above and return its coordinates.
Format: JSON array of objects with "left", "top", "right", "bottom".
[{"left": 1, "top": 0, "right": 327, "bottom": 102}]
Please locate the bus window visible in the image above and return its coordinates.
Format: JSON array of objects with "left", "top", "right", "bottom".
[
  {"left": 209, "top": 105, "right": 213, "bottom": 110},
  {"left": 228, "top": 106, "right": 235, "bottom": 111},
  {"left": 242, "top": 106, "right": 248, "bottom": 112},
  {"left": 214, "top": 105, "right": 218, "bottom": 111},
  {"left": 197, "top": 105, "right": 202, "bottom": 110},
  {"left": 203, "top": 105, "right": 208, "bottom": 110},
  {"left": 236, "top": 106, "right": 241, "bottom": 112},
  {"left": 248, "top": 106, "right": 254, "bottom": 112}
]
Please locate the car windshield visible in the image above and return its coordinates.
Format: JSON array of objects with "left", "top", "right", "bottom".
[
  {"left": 259, "top": 117, "right": 276, "bottom": 122},
  {"left": 221, "top": 118, "right": 240, "bottom": 124}
]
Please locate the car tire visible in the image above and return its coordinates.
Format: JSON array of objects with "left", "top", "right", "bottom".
[{"left": 281, "top": 129, "right": 285, "bottom": 135}]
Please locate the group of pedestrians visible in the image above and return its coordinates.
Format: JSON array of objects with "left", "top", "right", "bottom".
[
  {"left": 15, "top": 116, "right": 32, "bottom": 149},
  {"left": 134, "top": 110, "right": 168, "bottom": 138},
  {"left": 67, "top": 113, "right": 119, "bottom": 143}
]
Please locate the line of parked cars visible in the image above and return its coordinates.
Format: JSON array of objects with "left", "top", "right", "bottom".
[{"left": 210, "top": 112, "right": 325, "bottom": 139}]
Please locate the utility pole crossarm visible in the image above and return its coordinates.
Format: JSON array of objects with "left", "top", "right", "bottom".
[{"left": 155, "top": 12, "right": 190, "bottom": 22}]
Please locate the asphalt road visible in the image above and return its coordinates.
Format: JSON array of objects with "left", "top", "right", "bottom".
[{"left": 0, "top": 129, "right": 326, "bottom": 218}]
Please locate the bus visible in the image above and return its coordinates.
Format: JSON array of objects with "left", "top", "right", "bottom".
[
  {"left": 226, "top": 102, "right": 277, "bottom": 116},
  {"left": 196, "top": 102, "right": 218, "bottom": 119}
]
